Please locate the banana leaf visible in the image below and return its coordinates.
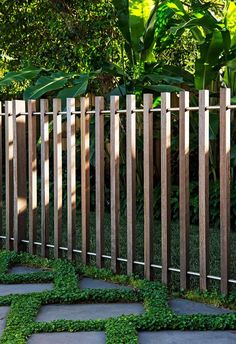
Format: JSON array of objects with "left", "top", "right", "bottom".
[
  {"left": 0, "top": 66, "right": 43, "bottom": 86},
  {"left": 24, "top": 74, "right": 70, "bottom": 99},
  {"left": 57, "top": 75, "right": 89, "bottom": 98},
  {"left": 194, "top": 31, "right": 224, "bottom": 89},
  {"left": 112, "top": 0, "right": 156, "bottom": 62}
]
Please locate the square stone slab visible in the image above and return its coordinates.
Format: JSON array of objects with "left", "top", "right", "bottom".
[
  {"left": 169, "top": 298, "right": 235, "bottom": 315},
  {"left": 80, "top": 277, "right": 131, "bottom": 290},
  {"left": 139, "top": 331, "right": 236, "bottom": 344},
  {"left": 36, "top": 303, "right": 144, "bottom": 322},
  {"left": 8, "top": 266, "right": 45, "bottom": 274},
  {"left": 0, "top": 283, "right": 53, "bottom": 296},
  {"left": 28, "top": 332, "right": 106, "bottom": 344},
  {"left": 0, "top": 307, "right": 10, "bottom": 337}
]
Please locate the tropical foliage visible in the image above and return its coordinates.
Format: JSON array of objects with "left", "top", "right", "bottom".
[
  {"left": 0, "top": 0, "right": 193, "bottom": 100},
  {"left": 164, "top": 0, "right": 236, "bottom": 93},
  {"left": 0, "top": 0, "right": 236, "bottom": 230},
  {"left": 0, "top": 0, "right": 120, "bottom": 99}
]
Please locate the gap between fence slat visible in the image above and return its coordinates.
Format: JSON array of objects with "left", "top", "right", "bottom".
[
  {"left": 144, "top": 94, "right": 153, "bottom": 280},
  {"left": 110, "top": 96, "right": 120, "bottom": 273},
  {"left": 220, "top": 88, "right": 231, "bottom": 295},
  {"left": 179, "top": 91, "right": 190, "bottom": 290},
  {"left": 199, "top": 90, "right": 209, "bottom": 291},
  {"left": 40, "top": 99, "right": 49, "bottom": 258},
  {"left": 81, "top": 97, "right": 90, "bottom": 264},
  {"left": 95, "top": 96, "right": 105, "bottom": 268},
  {"left": 0, "top": 102, "right": 2, "bottom": 236},
  {"left": 28, "top": 100, "right": 37, "bottom": 255},
  {"left": 53, "top": 99, "right": 62, "bottom": 259}
]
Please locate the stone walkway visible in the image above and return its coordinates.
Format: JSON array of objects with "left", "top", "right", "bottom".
[{"left": 0, "top": 266, "right": 235, "bottom": 343}]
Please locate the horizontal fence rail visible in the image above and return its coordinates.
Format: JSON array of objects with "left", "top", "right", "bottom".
[{"left": 0, "top": 89, "right": 235, "bottom": 294}]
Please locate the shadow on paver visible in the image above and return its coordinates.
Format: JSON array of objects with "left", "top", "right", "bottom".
[{"left": 8, "top": 266, "right": 47, "bottom": 274}]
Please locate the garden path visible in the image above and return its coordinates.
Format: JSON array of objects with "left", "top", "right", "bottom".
[{"left": 0, "top": 265, "right": 235, "bottom": 343}]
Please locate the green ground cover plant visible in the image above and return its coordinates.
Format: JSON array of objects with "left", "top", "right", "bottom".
[{"left": 0, "top": 250, "right": 235, "bottom": 344}]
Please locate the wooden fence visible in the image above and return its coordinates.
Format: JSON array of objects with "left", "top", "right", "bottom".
[{"left": 0, "top": 89, "right": 235, "bottom": 294}]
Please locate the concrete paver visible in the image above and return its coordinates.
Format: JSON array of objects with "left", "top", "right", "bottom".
[
  {"left": 170, "top": 298, "right": 235, "bottom": 315},
  {"left": 9, "top": 266, "right": 45, "bottom": 274},
  {"left": 28, "top": 332, "right": 106, "bottom": 344},
  {"left": 0, "top": 283, "right": 53, "bottom": 296},
  {"left": 139, "top": 331, "right": 236, "bottom": 344},
  {"left": 80, "top": 277, "right": 131, "bottom": 290},
  {"left": 36, "top": 303, "right": 144, "bottom": 322},
  {"left": 0, "top": 307, "right": 9, "bottom": 337}
]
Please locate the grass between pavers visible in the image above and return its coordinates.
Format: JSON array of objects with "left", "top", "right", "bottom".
[{"left": 0, "top": 251, "right": 235, "bottom": 344}]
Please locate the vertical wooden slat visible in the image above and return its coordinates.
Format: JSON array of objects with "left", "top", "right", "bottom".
[
  {"left": 220, "top": 88, "right": 231, "bottom": 294},
  {"left": 13, "top": 100, "right": 26, "bottom": 252},
  {"left": 199, "top": 90, "right": 209, "bottom": 291},
  {"left": 13, "top": 106, "right": 18, "bottom": 251},
  {"left": 110, "top": 96, "right": 120, "bottom": 273},
  {"left": 144, "top": 94, "right": 153, "bottom": 280},
  {"left": 53, "top": 99, "right": 62, "bottom": 259},
  {"left": 179, "top": 91, "right": 190, "bottom": 290},
  {"left": 95, "top": 96, "right": 105, "bottom": 268},
  {"left": 67, "top": 98, "right": 76, "bottom": 261},
  {"left": 28, "top": 100, "right": 37, "bottom": 254},
  {"left": 40, "top": 99, "right": 49, "bottom": 257},
  {"left": 161, "top": 92, "right": 171, "bottom": 285},
  {"left": 0, "top": 103, "right": 2, "bottom": 235},
  {"left": 81, "top": 97, "right": 90, "bottom": 264},
  {"left": 5, "top": 101, "right": 13, "bottom": 250},
  {"left": 127, "top": 94, "right": 136, "bottom": 275}
]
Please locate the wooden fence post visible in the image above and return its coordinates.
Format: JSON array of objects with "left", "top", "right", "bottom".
[
  {"left": 110, "top": 96, "right": 120, "bottom": 273},
  {"left": 28, "top": 100, "right": 37, "bottom": 255},
  {"left": 95, "top": 96, "right": 105, "bottom": 268},
  {"left": 179, "top": 91, "right": 190, "bottom": 290},
  {"left": 161, "top": 93, "right": 171, "bottom": 285},
  {"left": 81, "top": 97, "right": 90, "bottom": 264},
  {"left": 13, "top": 100, "right": 27, "bottom": 252},
  {"left": 126, "top": 94, "right": 136, "bottom": 275},
  {"left": 53, "top": 99, "right": 63, "bottom": 259},
  {"left": 67, "top": 98, "right": 76, "bottom": 261},
  {"left": 40, "top": 99, "right": 49, "bottom": 257},
  {"left": 5, "top": 101, "right": 13, "bottom": 250},
  {"left": 220, "top": 88, "right": 231, "bottom": 294},
  {"left": 144, "top": 94, "right": 153, "bottom": 280},
  {"left": 199, "top": 90, "right": 209, "bottom": 291}
]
